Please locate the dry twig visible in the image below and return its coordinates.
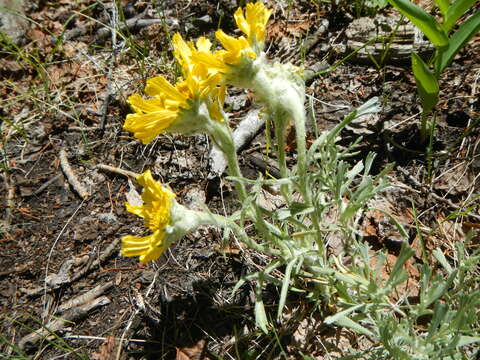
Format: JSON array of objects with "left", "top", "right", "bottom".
[
  {"left": 24, "top": 173, "right": 63, "bottom": 197},
  {"left": 22, "top": 237, "right": 120, "bottom": 297},
  {"left": 57, "top": 282, "right": 113, "bottom": 314},
  {"left": 59, "top": 149, "right": 90, "bottom": 200},
  {"left": 1, "top": 172, "right": 15, "bottom": 230},
  {"left": 18, "top": 296, "right": 111, "bottom": 351},
  {"left": 96, "top": 164, "right": 139, "bottom": 179}
]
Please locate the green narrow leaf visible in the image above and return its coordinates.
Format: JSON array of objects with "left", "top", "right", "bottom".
[
  {"left": 434, "top": 0, "right": 450, "bottom": 17},
  {"left": 387, "top": 243, "right": 415, "bottom": 285},
  {"left": 444, "top": 0, "right": 478, "bottom": 32},
  {"left": 277, "top": 258, "right": 297, "bottom": 319},
  {"left": 255, "top": 279, "right": 269, "bottom": 334},
  {"left": 426, "top": 302, "right": 447, "bottom": 339},
  {"left": 438, "top": 11, "right": 480, "bottom": 72},
  {"left": 411, "top": 52, "right": 439, "bottom": 113},
  {"left": 458, "top": 336, "right": 480, "bottom": 347},
  {"left": 388, "top": 0, "right": 449, "bottom": 48},
  {"left": 324, "top": 304, "right": 366, "bottom": 324},
  {"left": 326, "top": 313, "right": 375, "bottom": 337},
  {"left": 432, "top": 248, "right": 453, "bottom": 274},
  {"left": 425, "top": 269, "right": 458, "bottom": 307}
]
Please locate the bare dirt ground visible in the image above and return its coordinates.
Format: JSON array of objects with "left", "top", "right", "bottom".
[{"left": 1, "top": 0, "right": 479, "bottom": 359}]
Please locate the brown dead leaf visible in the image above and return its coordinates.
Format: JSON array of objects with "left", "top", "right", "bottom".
[
  {"left": 176, "top": 339, "right": 207, "bottom": 360},
  {"left": 0, "top": 59, "right": 23, "bottom": 73},
  {"left": 267, "top": 16, "right": 312, "bottom": 42},
  {"left": 213, "top": 243, "right": 241, "bottom": 255}
]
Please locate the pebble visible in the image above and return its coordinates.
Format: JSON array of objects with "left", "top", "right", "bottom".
[{"left": 0, "top": 0, "right": 28, "bottom": 45}]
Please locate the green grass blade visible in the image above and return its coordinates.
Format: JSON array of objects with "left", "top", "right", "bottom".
[
  {"left": 411, "top": 52, "right": 439, "bottom": 113},
  {"left": 434, "top": 0, "right": 450, "bottom": 17},
  {"left": 439, "top": 11, "right": 480, "bottom": 72},
  {"left": 444, "top": 0, "right": 478, "bottom": 32},
  {"left": 388, "top": 0, "right": 449, "bottom": 48}
]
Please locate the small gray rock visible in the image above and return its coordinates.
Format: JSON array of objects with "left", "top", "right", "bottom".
[{"left": 0, "top": 0, "right": 29, "bottom": 45}]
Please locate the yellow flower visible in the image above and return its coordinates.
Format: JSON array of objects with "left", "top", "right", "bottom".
[
  {"left": 121, "top": 170, "right": 176, "bottom": 263},
  {"left": 173, "top": 33, "right": 213, "bottom": 75},
  {"left": 193, "top": 2, "right": 272, "bottom": 75},
  {"left": 123, "top": 33, "right": 225, "bottom": 144},
  {"left": 234, "top": 2, "right": 272, "bottom": 46}
]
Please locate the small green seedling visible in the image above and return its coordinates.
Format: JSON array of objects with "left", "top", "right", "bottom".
[{"left": 387, "top": 0, "right": 480, "bottom": 143}]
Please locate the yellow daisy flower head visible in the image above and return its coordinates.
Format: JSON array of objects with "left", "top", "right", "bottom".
[
  {"left": 121, "top": 170, "right": 226, "bottom": 264},
  {"left": 123, "top": 33, "right": 226, "bottom": 144},
  {"left": 191, "top": 2, "right": 272, "bottom": 88},
  {"left": 172, "top": 33, "right": 214, "bottom": 76},
  {"left": 121, "top": 170, "right": 176, "bottom": 263},
  {"left": 234, "top": 2, "right": 272, "bottom": 48}
]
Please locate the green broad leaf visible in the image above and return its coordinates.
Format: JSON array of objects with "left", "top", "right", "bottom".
[
  {"left": 411, "top": 52, "right": 439, "bottom": 113},
  {"left": 388, "top": 0, "right": 449, "bottom": 48},
  {"left": 334, "top": 316, "right": 374, "bottom": 337},
  {"left": 434, "top": 0, "right": 450, "bottom": 18},
  {"left": 438, "top": 11, "right": 480, "bottom": 73},
  {"left": 444, "top": 0, "right": 478, "bottom": 32}
]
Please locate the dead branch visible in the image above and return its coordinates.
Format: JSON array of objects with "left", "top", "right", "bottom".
[
  {"left": 23, "top": 173, "right": 63, "bottom": 197},
  {"left": 45, "top": 259, "right": 75, "bottom": 288},
  {"left": 95, "top": 17, "right": 174, "bottom": 43},
  {"left": 57, "top": 282, "right": 113, "bottom": 314},
  {"left": 71, "top": 238, "right": 119, "bottom": 283},
  {"left": 59, "top": 149, "right": 90, "bottom": 200},
  {"left": 0, "top": 172, "right": 15, "bottom": 230},
  {"left": 18, "top": 296, "right": 111, "bottom": 351},
  {"left": 96, "top": 164, "right": 139, "bottom": 179},
  {"left": 21, "top": 237, "right": 120, "bottom": 297}
]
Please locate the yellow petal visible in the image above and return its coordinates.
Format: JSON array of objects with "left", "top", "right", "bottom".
[
  {"left": 128, "top": 94, "right": 165, "bottom": 113},
  {"left": 172, "top": 33, "right": 193, "bottom": 65},
  {"left": 124, "top": 111, "right": 178, "bottom": 144},
  {"left": 195, "top": 37, "right": 212, "bottom": 53},
  {"left": 121, "top": 232, "right": 166, "bottom": 264},
  {"left": 194, "top": 51, "right": 228, "bottom": 72},
  {"left": 215, "top": 30, "right": 243, "bottom": 53},
  {"left": 245, "top": 2, "right": 272, "bottom": 43},
  {"left": 145, "top": 76, "right": 186, "bottom": 103},
  {"left": 125, "top": 203, "right": 145, "bottom": 218},
  {"left": 234, "top": 7, "right": 250, "bottom": 37},
  {"left": 137, "top": 170, "right": 176, "bottom": 204}
]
